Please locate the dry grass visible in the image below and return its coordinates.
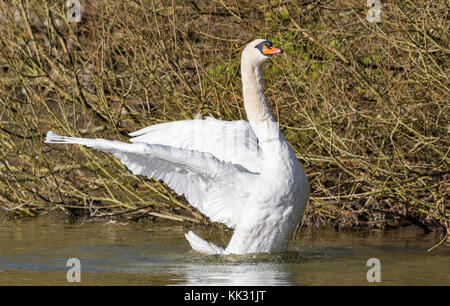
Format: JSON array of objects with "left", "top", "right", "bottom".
[{"left": 0, "top": 0, "right": 448, "bottom": 236}]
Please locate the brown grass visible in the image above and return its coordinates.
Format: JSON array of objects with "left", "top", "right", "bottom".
[{"left": 0, "top": 0, "right": 448, "bottom": 237}]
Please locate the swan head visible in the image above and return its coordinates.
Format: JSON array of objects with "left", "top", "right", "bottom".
[{"left": 242, "top": 39, "right": 283, "bottom": 67}]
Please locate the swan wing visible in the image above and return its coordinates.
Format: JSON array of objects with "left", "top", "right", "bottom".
[
  {"left": 45, "top": 131, "right": 255, "bottom": 228},
  {"left": 129, "top": 117, "right": 263, "bottom": 173}
]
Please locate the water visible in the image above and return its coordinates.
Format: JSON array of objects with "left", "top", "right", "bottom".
[{"left": 0, "top": 216, "right": 449, "bottom": 285}]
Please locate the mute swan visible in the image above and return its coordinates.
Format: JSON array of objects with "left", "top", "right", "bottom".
[{"left": 45, "top": 39, "right": 310, "bottom": 255}]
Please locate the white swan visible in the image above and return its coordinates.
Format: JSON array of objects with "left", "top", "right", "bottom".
[{"left": 45, "top": 39, "right": 310, "bottom": 255}]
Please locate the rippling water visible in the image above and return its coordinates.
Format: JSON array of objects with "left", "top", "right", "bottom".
[{"left": 0, "top": 216, "right": 448, "bottom": 285}]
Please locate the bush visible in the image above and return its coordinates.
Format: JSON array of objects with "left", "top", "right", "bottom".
[{"left": 0, "top": 0, "right": 448, "bottom": 236}]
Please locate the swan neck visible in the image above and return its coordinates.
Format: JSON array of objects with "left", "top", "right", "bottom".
[{"left": 241, "top": 61, "right": 274, "bottom": 128}]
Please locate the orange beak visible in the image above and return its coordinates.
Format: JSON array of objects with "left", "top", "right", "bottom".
[{"left": 262, "top": 44, "right": 283, "bottom": 55}]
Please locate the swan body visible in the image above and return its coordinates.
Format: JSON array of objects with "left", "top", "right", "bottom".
[{"left": 45, "top": 39, "right": 310, "bottom": 255}]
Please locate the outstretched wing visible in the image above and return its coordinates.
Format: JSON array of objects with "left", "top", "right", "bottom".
[
  {"left": 129, "top": 117, "right": 263, "bottom": 173},
  {"left": 45, "top": 131, "right": 256, "bottom": 228}
]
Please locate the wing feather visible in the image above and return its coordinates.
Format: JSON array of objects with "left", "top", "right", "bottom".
[
  {"left": 45, "top": 131, "right": 254, "bottom": 227},
  {"left": 129, "top": 117, "right": 263, "bottom": 173}
]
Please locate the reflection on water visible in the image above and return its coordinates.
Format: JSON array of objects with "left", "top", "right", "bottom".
[
  {"left": 0, "top": 216, "right": 449, "bottom": 285},
  {"left": 177, "top": 261, "right": 289, "bottom": 286}
]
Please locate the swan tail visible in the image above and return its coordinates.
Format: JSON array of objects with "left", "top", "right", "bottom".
[{"left": 185, "top": 231, "right": 225, "bottom": 255}]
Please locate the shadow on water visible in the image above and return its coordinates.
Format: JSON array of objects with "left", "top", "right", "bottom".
[{"left": 0, "top": 217, "right": 448, "bottom": 285}]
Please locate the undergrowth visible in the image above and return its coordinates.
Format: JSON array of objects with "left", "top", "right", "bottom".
[{"left": 0, "top": 0, "right": 448, "bottom": 237}]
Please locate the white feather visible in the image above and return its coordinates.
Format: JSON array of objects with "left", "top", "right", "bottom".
[{"left": 129, "top": 117, "right": 263, "bottom": 173}]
